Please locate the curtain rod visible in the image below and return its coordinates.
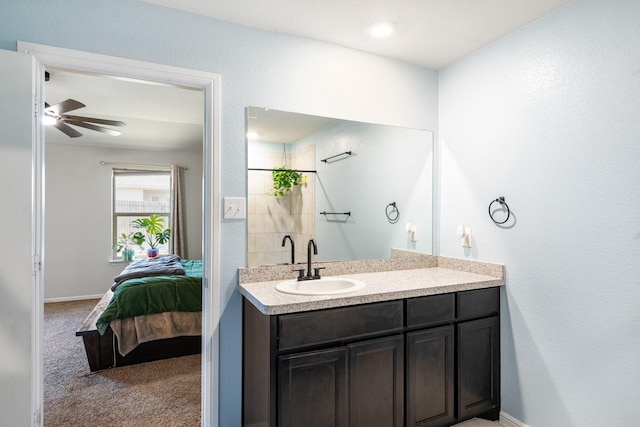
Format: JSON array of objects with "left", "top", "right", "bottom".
[{"left": 99, "top": 161, "right": 188, "bottom": 171}]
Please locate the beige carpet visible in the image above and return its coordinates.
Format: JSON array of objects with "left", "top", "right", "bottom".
[
  {"left": 44, "top": 300, "right": 201, "bottom": 427},
  {"left": 453, "top": 418, "right": 504, "bottom": 426}
]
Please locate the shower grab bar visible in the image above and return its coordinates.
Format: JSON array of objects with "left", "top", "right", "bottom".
[
  {"left": 320, "top": 211, "right": 351, "bottom": 216},
  {"left": 321, "top": 151, "right": 352, "bottom": 163}
]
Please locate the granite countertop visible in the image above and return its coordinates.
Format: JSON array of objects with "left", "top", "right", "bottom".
[{"left": 238, "top": 263, "right": 504, "bottom": 315}]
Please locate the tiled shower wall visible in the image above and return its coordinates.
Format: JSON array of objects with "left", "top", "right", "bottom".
[{"left": 247, "top": 144, "right": 315, "bottom": 267}]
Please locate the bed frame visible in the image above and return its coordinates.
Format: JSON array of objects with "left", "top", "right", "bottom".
[{"left": 76, "top": 290, "right": 201, "bottom": 372}]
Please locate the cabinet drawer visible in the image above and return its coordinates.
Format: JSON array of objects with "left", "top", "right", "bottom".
[
  {"left": 406, "top": 293, "right": 455, "bottom": 328},
  {"left": 457, "top": 287, "right": 499, "bottom": 320},
  {"left": 278, "top": 300, "right": 403, "bottom": 351}
]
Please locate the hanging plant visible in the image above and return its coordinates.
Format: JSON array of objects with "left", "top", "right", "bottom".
[{"left": 270, "top": 166, "right": 306, "bottom": 196}]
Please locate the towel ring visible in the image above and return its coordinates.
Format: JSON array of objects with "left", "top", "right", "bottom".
[
  {"left": 488, "top": 196, "right": 510, "bottom": 224},
  {"left": 386, "top": 202, "right": 400, "bottom": 223}
]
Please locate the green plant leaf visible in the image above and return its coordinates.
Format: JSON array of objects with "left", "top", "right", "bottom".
[
  {"left": 131, "top": 214, "right": 170, "bottom": 249},
  {"left": 155, "top": 229, "right": 171, "bottom": 245}
]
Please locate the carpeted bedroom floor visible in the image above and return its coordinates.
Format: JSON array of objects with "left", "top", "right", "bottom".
[{"left": 44, "top": 299, "right": 201, "bottom": 427}]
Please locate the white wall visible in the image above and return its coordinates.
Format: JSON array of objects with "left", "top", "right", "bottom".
[
  {"left": 439, "top": 0, "right": 640, "bottom": 425},
  {"left": 0, "top": 1, "right": 438, "bottom": 425},
  {"left": 44, "top": 143, "right": 203, "bottom": 300}
]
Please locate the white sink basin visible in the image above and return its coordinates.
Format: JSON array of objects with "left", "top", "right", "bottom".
[{"left": 275, "top": 277, "right": 366, "bottom": 295}]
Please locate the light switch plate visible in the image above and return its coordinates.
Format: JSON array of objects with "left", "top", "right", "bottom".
[{"left": 223, "top": 197, "right": 246, "bottom": 219}]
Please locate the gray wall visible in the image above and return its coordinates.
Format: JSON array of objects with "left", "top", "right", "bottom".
[
  {"left": 312, "top": 121, "right": 433, "bottom": 260},
  {"left": 439, "top": 0, "right": 640, "bottom": 425},
  {"left": 0, "top": 48, "right": 37, "bottom": 427},
  {"left": 0, "top": 1, "right": 438, "bottom": 425},
  {"left": 44, "top": 143, "right": 203, "bottom": 300}
]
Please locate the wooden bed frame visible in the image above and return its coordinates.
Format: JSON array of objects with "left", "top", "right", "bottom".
[{"left": 76, "top": 290, "right": 201, "bottom": 372}]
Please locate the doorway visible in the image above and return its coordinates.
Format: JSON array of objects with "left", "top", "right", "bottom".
[{"left": 19, "top": 41, "right": 221, "bottom": 427}]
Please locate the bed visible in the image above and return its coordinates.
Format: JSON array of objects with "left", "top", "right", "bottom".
[{"left": 76, "top": 256, "right": 203, "bottom": 372}]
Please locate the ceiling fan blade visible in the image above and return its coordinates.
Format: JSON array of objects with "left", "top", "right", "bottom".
[
  {"left": 52, "top": 120, "right": 83, "bottom": 138},
  {"left": 45, "top": 99, "right": 85, "bottom": 115},
  {"left": 63, "top": 115, "right": 126, "bottom": 127},
  {"left": 67, "top": 120, "right": 122, "bottom": 136}
]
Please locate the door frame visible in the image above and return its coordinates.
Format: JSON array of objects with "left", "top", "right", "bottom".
[{"left": 18, "top": 41, "right": 221, "bottom": 427}]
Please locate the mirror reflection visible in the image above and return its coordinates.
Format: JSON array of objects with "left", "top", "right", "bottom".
[{"left": 247, "top": 107, "right": 433, "bottom": 267}]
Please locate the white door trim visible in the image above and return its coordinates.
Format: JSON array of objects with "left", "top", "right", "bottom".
[{"left": 17, "top": 41, "right": 221, "bottom": 427}]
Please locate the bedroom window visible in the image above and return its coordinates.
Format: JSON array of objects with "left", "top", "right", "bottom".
[{"left": 112, "top": 169, "right": 171, "bottom": 260}]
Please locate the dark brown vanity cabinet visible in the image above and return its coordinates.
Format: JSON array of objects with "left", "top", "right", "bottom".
[
  {"left": 406, "top": 325, "right": 455, "bottom": 427},
  {"left": 242, "top": 286, "right": 500, "bottom": 427},
  {"left": 348, "top": 335, "right": 405, "bottom": 427},
  {"left": 456, "top": 288, "right": 501, "bottom": 421},
  {"left": 278, "top": 347, "right": 348, "bottom": 427},
  {"left": 405, "top": 288, "right": 500, "bottom": 427},
  {"left": 277, "top": 334, "right": 404, "bottom": 427},
  {"left": 457, "top": 316, "right": 500, "bottom": 421}
]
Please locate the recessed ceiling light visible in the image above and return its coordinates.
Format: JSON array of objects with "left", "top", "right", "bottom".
[
  {"left": 247, "top": 131, "right": 258, "bottom": 140},
  {"left": 367, "top": 21, "right": 397, "bottom": 38}
]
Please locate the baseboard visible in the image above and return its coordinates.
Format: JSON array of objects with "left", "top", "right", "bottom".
[
  {"left": 45, "top": 294, "right": 104, "bottom": 303},
  {"left": 500, "top": 411, "right": 529, "bottom": 427}
]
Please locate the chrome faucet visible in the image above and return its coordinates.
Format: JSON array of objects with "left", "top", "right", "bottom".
[
  {"left": 296, "top": 239, "right": 324, "bottom": 281},
  {"left": 281, "top": 235, "right": 295, "bottom": 264}
]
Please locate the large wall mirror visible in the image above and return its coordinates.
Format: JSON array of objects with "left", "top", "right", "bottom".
[{"left": 246, "top": 106, "right": 433, "bottom": 267}]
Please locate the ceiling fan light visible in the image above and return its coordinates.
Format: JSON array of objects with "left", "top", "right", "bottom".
[
  {"left": 368, "top": 21, "right": 397, "bottom": 38},
  {"left": 42, "top": 115, "right": 57, "bottom": 126}
]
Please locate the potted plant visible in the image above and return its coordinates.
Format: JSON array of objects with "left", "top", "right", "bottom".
[
  {"left": 114, "top": 232, "right": 136, "bottom": 261},
  {"left": 131, "top": 214, "right": 171, "bottom": 258},
  {"left": 270, "top": 166, "right": 306, "bottom": 196}
]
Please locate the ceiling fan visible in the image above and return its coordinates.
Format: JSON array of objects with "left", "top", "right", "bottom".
[{"left": 44, "top": 98, "right": 126, "bottom": 138}]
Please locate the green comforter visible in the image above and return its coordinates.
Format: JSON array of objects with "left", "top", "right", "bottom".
[{"left": 96, "top": 259, "right": 202, "bottom": 335}]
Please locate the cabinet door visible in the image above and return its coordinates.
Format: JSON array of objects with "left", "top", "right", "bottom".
[
  {"left": 349, "top": 335, "right": 404, "bottom": 427},
  {"left": 278, "top": 348, "right": 348, "bottom": 427},
  {"left": 457, "top": 316, "right": 500, "bottom": 420},
  {"left": 406, "top": 326, "right": 455, "bottom": 427}
]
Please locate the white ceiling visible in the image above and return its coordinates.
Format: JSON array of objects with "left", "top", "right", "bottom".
[
  {"left": 44, "top": 68, "right": 204, "bottom": 152},
  {"left": 247, "top": 107, "right": 337, "bottom": 144},
  {"left": 142, "top": 0, "right": 573, "bottom": 69},
  {"left": 46, "top": 0, "right": 574, "bottom": 151}
]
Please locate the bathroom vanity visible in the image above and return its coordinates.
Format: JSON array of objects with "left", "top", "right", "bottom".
[{"left": 239, "top": 257, "right": 504, "bottom": 427}]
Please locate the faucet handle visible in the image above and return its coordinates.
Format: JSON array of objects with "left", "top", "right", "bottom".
[
  {"left": 313, "top": 267, "right": 325, "bottom": 279},
  {"left": 293, "top": 268, "right": 305, "bottom": 279}
]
